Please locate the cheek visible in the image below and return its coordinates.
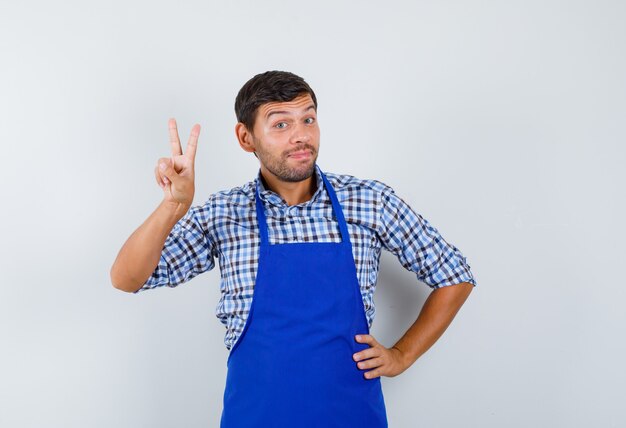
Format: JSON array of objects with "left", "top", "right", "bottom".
[
  {"left": 264, "top": 133, "right": 290, "bottom": 147},
  {"left": 258, "top": 138, "right": 289, "bottom": 157},
  {"left": 312, "top": 128, "right": 321, "bottom": 143}
]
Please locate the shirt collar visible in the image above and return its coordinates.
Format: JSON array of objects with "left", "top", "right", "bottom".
[{"left": 255, "top": 163, "right": 325, "bottom": 207}]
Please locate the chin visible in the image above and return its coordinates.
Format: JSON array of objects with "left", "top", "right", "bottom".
[{"left": 284, "top": 164, "right": 316, "bottom": 182}]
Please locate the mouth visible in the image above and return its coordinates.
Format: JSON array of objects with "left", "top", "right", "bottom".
[{"left": 288, "top": 149, "right": 313, "bottom": 159}]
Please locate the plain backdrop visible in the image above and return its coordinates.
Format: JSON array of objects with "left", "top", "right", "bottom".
[{"left": 1, "top": 1, "right": 624, "bottom": 427}]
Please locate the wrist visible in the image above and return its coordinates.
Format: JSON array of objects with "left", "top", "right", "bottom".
[
  {"left": 159, "top": 199, "right": 191, "bottom": 222},
  {"left": 392, "top": 345, "right": 415, "bottom": 369}
]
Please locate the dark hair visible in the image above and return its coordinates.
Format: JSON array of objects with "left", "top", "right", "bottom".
[{"left": 235, "top": 70, "right": 318, "bottom": 132}]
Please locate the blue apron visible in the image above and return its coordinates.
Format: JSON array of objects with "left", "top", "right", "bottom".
[{"left": 220, "top": 168, "right": 388, "bottom": 428}]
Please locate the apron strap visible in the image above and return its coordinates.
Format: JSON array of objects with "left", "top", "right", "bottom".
[
  {"left": 255, "top": 181, "right": 270, "bottom": 246},
  {"left": 320, "top": 171, "right": 352, "bottom": 246},
  {"left": 254, "top": 165, "right": 352, "bottom": 246}
]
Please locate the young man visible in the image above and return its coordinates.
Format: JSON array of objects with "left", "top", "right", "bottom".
[{"left": 110, "top": 71, "right": 477, "bottom": 427}]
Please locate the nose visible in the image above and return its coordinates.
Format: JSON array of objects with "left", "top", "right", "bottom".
[{"left": 289, "top": 121, "right": 311, "bottom": 145}]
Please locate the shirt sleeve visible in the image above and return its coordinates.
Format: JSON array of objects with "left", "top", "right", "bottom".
[
  {"left": 377, "top": 185, "right": 477, "bottom": 289},
  {"left": 133, "top": 204, "right": 217, "bottom": 293}
]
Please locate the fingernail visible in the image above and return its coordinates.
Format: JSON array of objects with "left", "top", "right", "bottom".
[
  {"left": 159, "top": 162, "right": 166, "bottom": 170},
  {"left": 355, "top": 335, "right": 361, "bottom": 340}
]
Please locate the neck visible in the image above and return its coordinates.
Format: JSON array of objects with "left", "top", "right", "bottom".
[{"left": 259, "top": 167, "right": 317, "bottom": 206}]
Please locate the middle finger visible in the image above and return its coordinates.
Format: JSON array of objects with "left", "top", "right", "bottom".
[
  {"left": 354, "top": 347, "right": 378, "bottom": 362},
  {"left": 357, "top": 356, "right": 383, "bottom": 370}
]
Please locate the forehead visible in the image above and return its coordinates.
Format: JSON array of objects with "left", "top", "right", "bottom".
[{"left": 257, "top": 94, "right": 316, "bottom": 120}]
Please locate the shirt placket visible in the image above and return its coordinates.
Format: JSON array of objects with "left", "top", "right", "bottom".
[{"left": 285, "top": 205, "right": 303, "bottom": 242}]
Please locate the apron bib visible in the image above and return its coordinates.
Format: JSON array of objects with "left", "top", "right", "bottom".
[{"left": 220, "top": 169, "right": 388, "bottom": 428}]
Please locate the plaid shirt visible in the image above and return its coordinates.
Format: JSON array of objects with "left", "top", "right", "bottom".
[{"left": 135, "top": 164, "right": 477, "bottom": 350}]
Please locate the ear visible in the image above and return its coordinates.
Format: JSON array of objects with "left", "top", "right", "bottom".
[{"left": 235, "top": 122, "right": 256, "bottom": 154}]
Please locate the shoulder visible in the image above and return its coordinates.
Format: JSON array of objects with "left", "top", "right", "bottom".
[
  {"left": 203, "top": 179, "right": 256, "bottom": 208},
  {"left": 187, "top": 179, "right": 255, "bottom": 225},
  {"left": 323, "top": 170, "right": 394, "bottom": 198},
  {"left": 322, "top": 170, "right": 399, "bottom": 229}
]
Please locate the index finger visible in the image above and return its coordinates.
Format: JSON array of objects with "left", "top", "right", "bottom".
[
  {"left": 185, "top": 124, "right": 201, "bottom": 162},
  {"left": 168, "top": 118, "right": 183, "bottom": 157}
]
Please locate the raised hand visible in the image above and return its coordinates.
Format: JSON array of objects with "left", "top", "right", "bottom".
[{"left": 155, "top": 118, "right": 201, "bottom": 210}]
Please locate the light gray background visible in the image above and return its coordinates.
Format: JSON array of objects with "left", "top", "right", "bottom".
[{"left": 1, "top": 1, "right": 624, "bottom": 427}]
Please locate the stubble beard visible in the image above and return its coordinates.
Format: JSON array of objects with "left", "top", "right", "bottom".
[{"left": 254, "top": 138, "right": 318, "bottom": 183}]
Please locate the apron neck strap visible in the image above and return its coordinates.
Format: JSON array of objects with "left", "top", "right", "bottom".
[{"left": 254, "top": 165, "right": 351, "bottom": 246}]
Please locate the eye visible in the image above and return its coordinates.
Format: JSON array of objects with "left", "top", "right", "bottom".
[
  {"left": 275, "top": 122, "right": 288, "bottom": 129},
  {"left": 304, "top": 117, "right": 316, "bottom": 124}
]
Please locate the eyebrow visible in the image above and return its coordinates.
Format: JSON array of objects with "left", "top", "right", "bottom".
[{"left": 266, "top": 104, "right": 316, "bottom": 119}]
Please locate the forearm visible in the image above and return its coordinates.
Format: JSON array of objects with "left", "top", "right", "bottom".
[
  {"left": 110, "top": 200, "right": 189, "bottom": 292},
  {"left": 392, "top": 282, "right": 473, "bottom": 368}
]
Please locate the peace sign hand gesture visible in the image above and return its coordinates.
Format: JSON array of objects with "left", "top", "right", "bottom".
[{"left": 155, "top": 118, "right": 201, "bottom": 211}]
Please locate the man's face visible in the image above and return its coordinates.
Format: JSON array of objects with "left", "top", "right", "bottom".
[{"left": 250, "top": 94, "right": 320, "bottom": 183}]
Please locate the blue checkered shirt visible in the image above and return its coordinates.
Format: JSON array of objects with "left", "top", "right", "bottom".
[{"left": 135, "top": 164, "right": 477, "bottom": 350}]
